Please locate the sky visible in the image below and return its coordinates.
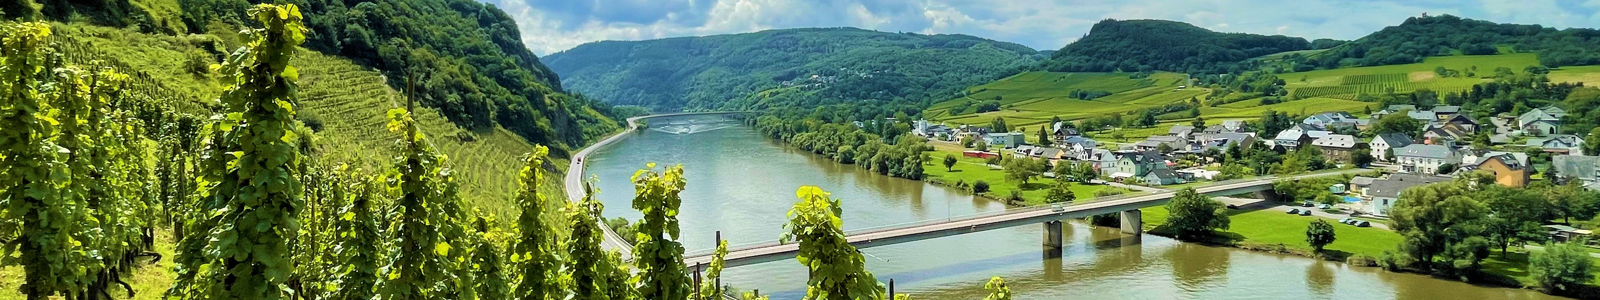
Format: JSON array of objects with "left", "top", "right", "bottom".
[{"left": 486, "top": 0, "right": 1600, "bottom": 56}]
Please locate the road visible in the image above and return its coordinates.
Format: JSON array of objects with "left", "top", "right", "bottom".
[
  {"left": 685, "top": 169, "right": 1370, "bottom": 268},
  {"left": 566, "top": 111, "right": 753, "bottom": 262}
]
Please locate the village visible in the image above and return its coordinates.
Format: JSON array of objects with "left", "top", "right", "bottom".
[{"left": 912, "top": 104, "right": 1600, "bottom": 241}]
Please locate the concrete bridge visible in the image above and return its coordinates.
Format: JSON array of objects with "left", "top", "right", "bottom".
[
  {"left": 682, "top": 170, "right": 1364, "bottom": 268},
  {"left": 566, "top": 111, "right": 756, "bottom": 261}
]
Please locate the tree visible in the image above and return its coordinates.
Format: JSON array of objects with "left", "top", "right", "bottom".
[
  {"left": 782, "top": 186, "right": 886, "bottom": 300},
  {"left": 975, "top": 140, "right": 989, "bottom": 152},
  {"left": 1389, "top": 179, "right": 1489, "bottom": 270},
  {"left": 1530, "top": 242, "right": 1594, "bottom": 294},
  {"left": 990, "top": 117, "right": 1009, "bottom": 133},
  {"left": 982, "top": 276, "right": 1011, "bottom": 300},
  {"left": 1164, "top": 188, "right": 1230, "bottom": 240},
  {"left": 1003, "top": 157, "right": 1041, "bottom": 184},
  {"left": 1479, "top": 184, "right": 1551, "bottom": 254},
  {"left": 631, "top": 164, "right": 694, "bottom": 300},
  {"left": 1036, "top": 126, "right": 1052, "bottom": 147},
  {"left": 1306, "top": 219, "right": 1336, "bottom": 252},
  {"left": 1372, "top": 111, "right": 1421, "bottom": 136},
  {"left": 1157, "top": 143, "right": 1174, "bottom": 154},
  {"left": 1436, "top": 163, "right": 1457, "bottom": 175},
  {"left": 182, "top": 6, "right": 310, "bottom": 298},
  {"left": 513, "top": 146, "right": 564, "bottom": 300},
  {"left": 1215, "top": 163, "right": 1250, "bottom": 181},
  {"left": 1045, "top": 183, "right": 1076, "bottom": 204},
  {"left": 1584, "top": 127, "right": 1600, "bottom": 156},
  {"left": 973, "top": 180, "right": 991, "bottom": 193},
  {"left": 943, "top": 154, "right": 958, "bottom": 172},
  {"left": 1192, "top": 116, "right": 1206, "bottom": 128}
]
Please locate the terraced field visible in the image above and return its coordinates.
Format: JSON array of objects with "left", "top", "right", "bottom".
[
  {"left": 1282, "top": 53, "right": 1542, "bottom": 99},
  {"left": 926, "top": 71, "right": 1200, "bottom": 129},
  {"left": 295, "top": 51, "right": 573, "bottom": 227}
]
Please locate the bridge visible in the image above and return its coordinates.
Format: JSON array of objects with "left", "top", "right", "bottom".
[
  {"left": 682, "top": 170, "right": 1364, "bottom": 268},
  {"left": 566, "top": 111, "right": 756, "bottom": 261}
]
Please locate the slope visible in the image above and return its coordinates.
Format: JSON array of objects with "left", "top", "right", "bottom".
[
  {"left": 1298, "top": 14, "right": 1600, "bottom": 69},
  {"left": 544, "top": 27, "right": 1044, "bottom": 111}
]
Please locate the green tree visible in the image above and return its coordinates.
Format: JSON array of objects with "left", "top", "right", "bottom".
[
  {"left": 1436, "top": 163, "right": 1457, "bottom": 175},
  {"left": 631, "top": 164, "right": 693, "bottom": 300},
  {"left": 782, "top": 186, "right": 886, "bottom": 300},
  {"left": 1192, "top": 116, "right": 1206, "bottom": 128},
  {"left": 513, "top": 146, "right": 564, "bottom": 300},
  {"left": 1036, "top": 126, "right": 1052, "bottom": 147},
  {"left": 974, "top": 140, "right": 989, "bottom": 152},
  {"left": 1306, "top": 219, "right": 1336, "bottom": 252},
  {"left": 1164, "top": 188, "right": 1230, "bottom": 240},
  {"left": 943, "top": 154, "right": 957, "bottom": 172},
  {"left": 982, "top": 276, "right": 1011, "bottom": 300},
  {"left": 182, "top": 5, "right": 310, "bottom": 299},
  {"left": 1052, "top": 161, "right": 1074, "bottom": 183},
  {"left": 1584, "top": 127, "right": 1600, "bottom": 156},
  {"left": 1389, "top": 179, "right": 1489, "bottom": 270},
  {"left": 1372, "top": 111, "right": 1421, "bottom": 136},
  {"left": 1530, "top": 242, "right": 1594, "bottom": 294},
  {"left": 1003, "top": 157, "right": 1041, "bottom": 184},
  {"left": 1045, "top": 183, "right": 1076, "bottom": 204},
  {"left": 990, "top": 117, "right": 1009, "bottom": 133}
]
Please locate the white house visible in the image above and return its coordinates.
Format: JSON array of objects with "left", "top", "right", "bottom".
[
  {"left": 1394, "top": 144, "right": 1461, "bottom": 174},
  {"left": 1370, "top": 133, "right": 1414, "bottom": 162},
  {"left": 1365, "top": 174, "right": 1454, "bottom": 216}
]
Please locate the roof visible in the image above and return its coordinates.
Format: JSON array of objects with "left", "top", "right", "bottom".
[
  {"left": 1519, "top": 108, "right": 1561, "bottom": 127},
  {"left": 986, "top": 132, "right": 1024, "bottom": 138},
  {"left": 1554, "top": 155, "right": 1600, "bottom": 180},
  {"left": 1478, "top": 153, "right": 1527, "bottom": 171},
  {"left": 1367, "top": 174, "right": 1454, "bottom": 198},
  {"left": 1433, "top": 106, "right": 1461, "bottom": 113},
  {"left": 1311, "top": 134, "right": 1359, "bottom": 148},
  {"left": 1351, "top": 176, "right": 1377, "bottom": 186},
  {"left": 1146, "top": 168, "right": 1181, "bottom": 179},
  {"left": 1406, "top": 110, "right": 1435, "bottom": 121},
  {"left": 1274, "top": 130, "right": 1305, "bottom": 141},
  {"left": 1168, "top": 125, "right": 1195, "bottom": 135},
  {"left": 1222, "top": 120, "right": 1246, "bottom": 131},
  {"left": 1306, "top": 131, "right": 1333, "bottom": 139},
  {"left": 1373, "top": 133, "right": 1414, "bottom": 147},
  {"left": 1386, "top": 105, "right": 1417, "bottom": 112},
  {"left": 1395, "top": 144, "right": 1454, "bottom": 159},
  {"left": 1528, "top": 134, "right": 1583, "bottom": 149},
  {"left": 1119, "top": 150, "right": 1165, "bottom": 164},
  {"left": 1062, "top": 136, "right": 1097, "bottom": 147}
]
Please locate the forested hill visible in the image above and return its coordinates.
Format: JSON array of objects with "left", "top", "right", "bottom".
[
  {"left": 1040, "top": 19, "right": 1310, "bottom": 74},
  {"left": 1303, "top": 14, "right": 1600, "bottom": 69},
  {"left": 8, "top": 0, "right": 623, "bottom": 152},
  {"left": 544, "top": 27, "right": 1044, "bottom": 111}
]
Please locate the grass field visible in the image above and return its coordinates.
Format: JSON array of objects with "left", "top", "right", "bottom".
[
  {"left": 922, "top": 147, "right": 1112, "bottom": 205},
  {"left": 1551, "top": 65, "right": 1600, "bottom": 86}
]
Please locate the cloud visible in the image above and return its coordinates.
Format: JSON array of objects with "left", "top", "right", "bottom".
[{"left": 488, "top": 0, "right": 1600, "bottom": 56}]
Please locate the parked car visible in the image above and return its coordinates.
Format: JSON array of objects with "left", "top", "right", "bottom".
[
  {"left": 1301, "top": 201, "right": 1314, "bottom": 207},
  {"left": 1226, "top": 204, "right": 1239, "bottom": 209},
  {"left": 1349, "top": 211, "right": 1364, "bottom": 217},
  {"left": 1286, "top": 208, "right": 1300, "bottom": 214},
  {"left": 1356, "top": 221, "right": 1371, "bottom": 227},
  {"left": 1298, "top": 210, "right": 1312, "bottom": 216},
  {"left": 1318, "top": 204, "right": 1332, "bottom": 209},
  {"left": 1339, "top": 218, "right": 1353, "bottom": 224}
]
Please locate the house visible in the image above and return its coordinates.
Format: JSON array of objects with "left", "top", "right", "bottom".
[
  {"left": 1422, "top": 123, "right": 1472, "bottom": 142},
  {"left": 1085, "top": 148, "right": 1118, "bottom": 172},
  {"left": 1433, "top": 106, "right": 1462, "bottom": 120},
  {"left": 984, "top": 132, "right": 1026, "bottom": 149},
  {"left": 1012, "top": 145, "right": 1066, "bottom": 160},
  {"left": 1370, "top": 133, "right": 1414, "bottom": 162},
  {"left": 1350, "top": 176, "right": 1378, "bottom": 195},
  {"left": 1443, "top": 114, "right": 1479, "bottom": 133},
  {"left": 1273, "top": 124, "right": 1326, "bottom": 150},
  {"left": 1105, "top": 151, "right": 1168, "bottom": 180},
  {"left": 1475, "top": 153, "right": 1530, "bottom": 187},
  {"left": 1195, "top": 132, "right": 1255, "bottom": 152},
  {"left": 1167, "top": 125, "right": 1195, "bottom": 138},
  {"left": 1527, "top": 134, "right": 1584, "bottom": 154},
  {"left": 1462, "top": 150, "right": 1529, "bottom": 167},
  {"left": 1406, "top": 110, "right": 1436, "bottom": 122},
  {"left": 1303, "top": 111, "right": 1361, "bottom": 129},
  {"left": 1394, "top": 144, "right": 1461, "bottom": 174},
  {"left": 1544, "top": 225, "right": 1592, "bottom": 243},
  {"left": 1518, "top": 107, "right": 1563, "bottom": 137},
  {"left": 1371, "top": 105, "right": 1417, "bottom": 120},
  {"left": 1554, "top": 155, "right": 1600, "bottom": 190},
  {"left": 1061, "top": 136, "right": 1098, "bottom": 157},
  {"left": 1203, "top": 120, "right": 1250, "bottom": 134},
  {"left": 1141, "top": 169, "right": 1186, "bottom": 186},
  {"left": 1310, "top": 134, "right": 1362, "bottom": 163},
  {"left": 1051, "top": 122, "right": 1080, "bottom": 145},
  {"left": 1135, "top": 135, "right": 1188, "bottom": 153},
  {"left": 1365, "top": 174, "right": 1454, "bottom": 216}
]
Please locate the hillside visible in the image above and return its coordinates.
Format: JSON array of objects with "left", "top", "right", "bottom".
[
  {"left": 38, "top": 0, "right": 626, "bottom": 151},
  {"left": 1296, "top": 14, "right": 1600, "bottom": 69},
  {"left": 544, "top": 27, "right": 1044, "bottom": 111},
  {"left": 1039, "top": 19, "right": 1310, "bottom": 74}
]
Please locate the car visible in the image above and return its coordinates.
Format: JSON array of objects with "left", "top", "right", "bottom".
[
  {"left": 1299, "top": 210, "right": 1312, "bottom": 216},
  {"left": 1302, "top": 201, "right": 1314, "bottom": 207},
  {"left": 1226, "top": 204, "right": 1239, "bottom": 209},
  {"left": 1319, "top": 204, "right": 1332, "bottom": 209},
  {"left": 1051, "top": 204, "right": 1065, "bottom": 212},
  {"left": 1349, "top": 211, "right": 1364, "bottom": 217},
  {"left": 1356, "top": 221, "right": 1371, "bottom": 227},
  {"left": 1286, "top": 208, "right": 1300, "bottom": 214},
  {"left": 1339, "top": 218, "right": 1353, "bottom": 224}
]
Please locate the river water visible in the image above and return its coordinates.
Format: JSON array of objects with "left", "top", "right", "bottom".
[{"left": 583, "top": 115, "right": 1562, "bottom": 300}]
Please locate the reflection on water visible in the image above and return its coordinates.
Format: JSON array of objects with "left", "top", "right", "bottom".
[{"left": 584, "top": 115, "right": 1566, "bottom": 300}]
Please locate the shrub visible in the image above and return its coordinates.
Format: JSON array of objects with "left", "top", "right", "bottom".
[
  {"left": 1094, "top": 187, "right": 1128, "bottom": 197},
  {"left": 1347, "top": 255, "right": 1378, "bottom": 267},
  {"left": 973, "top": 180, "right": 991, "bottom": 193}
]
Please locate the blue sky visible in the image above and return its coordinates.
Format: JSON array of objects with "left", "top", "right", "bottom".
[{"left": 486, "top": 0, "right": 1600, "bottom": 56}]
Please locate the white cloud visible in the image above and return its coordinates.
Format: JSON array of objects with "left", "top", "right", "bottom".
[{"left": 494, "top": 0, "right": 1600, "bottom": 56}]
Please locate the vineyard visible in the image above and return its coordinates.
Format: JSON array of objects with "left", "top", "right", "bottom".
[
  {"left": 0, "top": 5, "right": 921, "bottom": 300},
  {"left": 1339, "top": 73, "right": 1406, "bottom": 85},
  {"left": 1289, "top": 80, "right": 1484, "bottom": 100}
]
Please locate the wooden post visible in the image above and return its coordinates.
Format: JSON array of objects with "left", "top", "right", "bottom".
[
  {"left": 889, "top": 278, "right": 895, "bottom": 299},
  {"left": 715, "top": 231, "right": 722, "bottom": 297},
  {"left": 694, "top": 262, "right": 702, "bottom": 296}
]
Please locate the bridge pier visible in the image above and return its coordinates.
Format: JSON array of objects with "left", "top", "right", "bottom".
[
  {"left": 1120, "top": 209, "right": 1142, "bottom": 235},
  {"left": 1043, "top": 220, "right": 1063, "bottom": 248}
]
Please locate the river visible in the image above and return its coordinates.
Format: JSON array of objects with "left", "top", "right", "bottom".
[{"left": 582, "top": 114, "right": 1562, "bottom": 300}]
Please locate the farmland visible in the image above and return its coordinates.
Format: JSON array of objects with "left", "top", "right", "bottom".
[{"left": 1280, "top": 53, "right": 1541, "bottom": 99}]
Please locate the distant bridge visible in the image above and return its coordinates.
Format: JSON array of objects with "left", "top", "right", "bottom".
[{"left": 682, "top": 170, "right": 1364, "bottom": 268}]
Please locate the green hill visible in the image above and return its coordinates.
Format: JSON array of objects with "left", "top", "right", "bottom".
[
  {"left": 1039, "top": 19, "right": 1311, "bottom": 74},
  {"left": 1290, "top": 14, "right": 1600, "bottom": 69},
  {"left": 544, "top": 27, "right": 1044, "bottom": 111},
  {"left": 1282, "top": 52, "right": 1541, "bottom": 100}
]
